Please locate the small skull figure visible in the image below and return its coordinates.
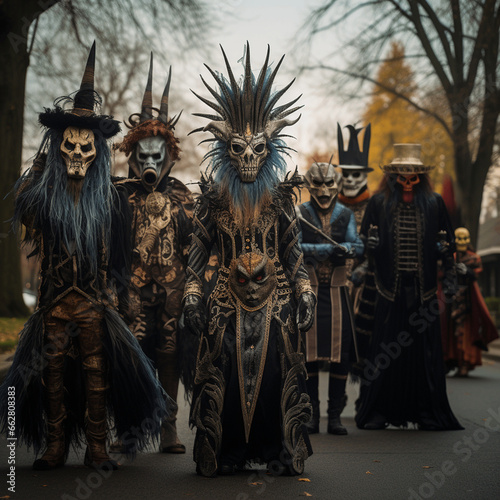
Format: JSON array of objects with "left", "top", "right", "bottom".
[
  {"left": 60, "top": 127, "right": 96, "bottom": 179},
  {"left": 228, "top": 128, "right": 268, "bottom": 183},
  {"left": 229, "top": 252, "right": 277, "bottom": 309},
  {"left": 135, "top": 136, "right": 167, "bottom": 187},
  {"left": 455, "top": 227, "right": 470, "bottom": 252},
  {"left": 341, "top": 169, "right": 367, "bottom": 198},
  {"left": 304, "top": 162, "right": 339, "bottom": 211}
]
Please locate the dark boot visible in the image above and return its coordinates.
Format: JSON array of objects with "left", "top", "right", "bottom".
[
  {"left": 327, "top": 395, "right": 348, "bottom": 435},
  {"left": 327, "top": 372, "right": 348, "bottom": 435},
  {"left": 305, "top": 370, "right": 320, "bottom": 434},
  {"left": 33, "top": 415, "right": 66, "bottom": 470},
  {"left": 157, "top": 351, "right": 186, "bottom": 453},
  {"left": 33, "top": 354, "right": 67, "bottom": 470},
  {"left": 83, "top": 353, "right": 117, "bottom": 470}
]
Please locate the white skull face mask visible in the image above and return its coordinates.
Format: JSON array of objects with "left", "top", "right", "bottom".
[
  {"left": 135, "top": 136, "right": 168, "bottom": 187},
  {"left": 228, "top": 129, "right": 268, "bottom": 183},
  {"left": 341, "top": 169, "right": 368, "bottom": 198},
  {"left": 60, "top": 127, "right": 96, "bottom": 179}
]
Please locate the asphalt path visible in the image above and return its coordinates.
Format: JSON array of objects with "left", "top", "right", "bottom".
[{"left": 1, "top": 359, "right": 500, "bottom": 500}]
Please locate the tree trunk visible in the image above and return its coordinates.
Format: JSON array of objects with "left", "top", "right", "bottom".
[{"left": 0, "top": 1, "right": 58, "bottom": 316}]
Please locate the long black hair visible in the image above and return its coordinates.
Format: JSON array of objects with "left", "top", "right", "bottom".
[{"left": 14, "top": 128, "right": 115, "bottom": 275}]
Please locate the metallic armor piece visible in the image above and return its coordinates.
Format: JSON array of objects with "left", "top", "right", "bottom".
[{"left": 60, "top": 127, "right": 96, "bottom": 179}]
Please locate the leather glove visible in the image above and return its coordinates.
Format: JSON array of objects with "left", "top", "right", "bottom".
[
  {"left": 296, "top": 291, "right": 317, "bottom": 333},
  {"left": 182, "top": 294, "right": 206, "bottom": 337},
  {"left": 350, "top": 265, "right": 367, "bottom": 287},
  {"left": 331, "top": 245, "right": 349, "bottom": 257}
]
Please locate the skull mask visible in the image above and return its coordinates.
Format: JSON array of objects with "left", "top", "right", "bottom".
[
  {"left": 396, "top": 174, "right": 420, "bottom": 192},
  {"left": 304, "top": 163, "right": 338, "bottom": 211},
  {"left": 60, "top": 127, "right": 96, "bottom": 179},
  {"left": 455, "top": 227, "right": 470, "bottom": 252},
  {"left": 228, "top": 128, "right": 268, "bottom": 183},
  {"left": 135, "top": 136, "right": 168, "bottom": 188},
  {"left": 229, "top": 252, "right": 277, "bottom": 309},
  {"left": 341, "top": 169, "right": 368, "bottom": 198}
]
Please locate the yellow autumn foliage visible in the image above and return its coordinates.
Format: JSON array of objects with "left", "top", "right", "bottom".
[{"left": 362, "top": 41, "right": 454, "bottom": 194}]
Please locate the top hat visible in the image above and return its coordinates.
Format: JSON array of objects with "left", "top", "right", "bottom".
[
  {"left": 382, "top": 143, "right": 434, "bottom": 174},
  {"left": 337, "top": 123, "right": 373, "bottom": 172}
]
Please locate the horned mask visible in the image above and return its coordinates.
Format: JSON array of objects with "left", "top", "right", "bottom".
[
  {"left": 193, "top": 43, "right": 301, "bottom": 183},
  {"left": 304, "top": 162, "right": 338, "bottom": 211}
]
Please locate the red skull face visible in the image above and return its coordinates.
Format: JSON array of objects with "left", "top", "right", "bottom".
[{"left": 396, "top": 174, "right": 420, "bottom": 192}]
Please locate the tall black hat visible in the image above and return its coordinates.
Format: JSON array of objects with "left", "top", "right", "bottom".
[
  {"left": 337, "top": 123, "right": 373, "bottom": 172},
  {"left": 38, "top": 41, "right": 120, "bottom": 138}
]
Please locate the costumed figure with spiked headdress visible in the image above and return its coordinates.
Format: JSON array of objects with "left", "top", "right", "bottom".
[
  {"left": 296, "top": 159, "right": 363, "bottom": 435},
  {"left": 0, "top": 43, "right": 167, "bottom": 471},
  {"left": 114, "top": 54, "right": 193, "bottom": 454},
  {"left": 441, "top": 227, "right": 499, "bottom": 376},
  {"left": 355, "top": 144, "right": 462, "bottom": 431},
  {"left": 182, "top": 44, "right": 316, "bottom": 477}
]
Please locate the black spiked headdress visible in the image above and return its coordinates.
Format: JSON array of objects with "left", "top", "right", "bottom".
[
  {"left": 117, "top": 53, "right": 181, "bottom": 164},
  {"left": 38, "top": 41, "right": 120, "bottom": 138},
  {"left": 126, "top": 52, "right": 182, "bottom": 130},
  {"left": 337, "top": 123, "right": 372, "bottom": 172},
  {"left": 191, "top": 42, "right": 302, "bottom": 143}
]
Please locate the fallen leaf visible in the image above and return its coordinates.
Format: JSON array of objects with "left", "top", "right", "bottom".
[
  {"left": 366, "top": 471, "right": 373, "bottom": 475},
  {"left": 299, "top": 478, "right": 311, "bottom": 482}
]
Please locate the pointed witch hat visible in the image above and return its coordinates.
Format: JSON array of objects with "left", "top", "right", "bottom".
[{"left": 39, "top": 41, "right": 120, "bottom": 138}]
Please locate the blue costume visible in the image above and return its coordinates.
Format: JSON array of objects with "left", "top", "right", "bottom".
[{"left": 298, "top": 162, "right": 363, "bottom": 435}]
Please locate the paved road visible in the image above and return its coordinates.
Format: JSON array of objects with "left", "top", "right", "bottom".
[{"left": 1, "top": 359, "right": 499, "bottom": 500}]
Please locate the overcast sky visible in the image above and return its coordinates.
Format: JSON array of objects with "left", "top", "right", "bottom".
[{"left": 23, "top": 1, "right": 373, "bottom": 183}]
